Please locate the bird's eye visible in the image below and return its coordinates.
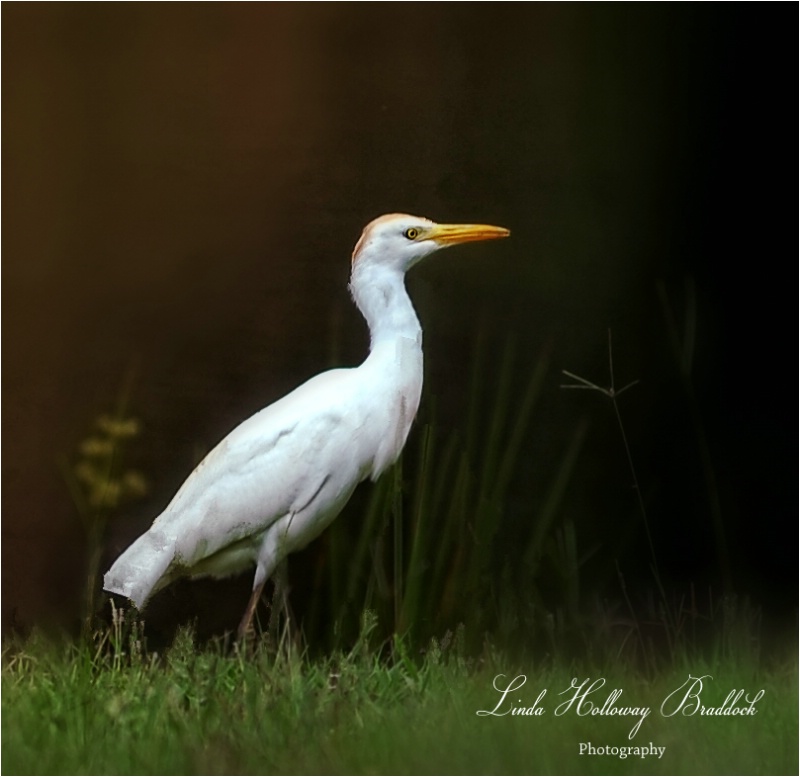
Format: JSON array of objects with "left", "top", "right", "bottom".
[{"left": 403, "top": 227, "right": 419, "bottom": 240}]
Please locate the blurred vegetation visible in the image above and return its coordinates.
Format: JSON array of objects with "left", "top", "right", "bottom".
[
  {"left": 71, "top": 326, "right": 784, "bottom": 672},
  {"left": 300, "top": 335, "right": 601, "bottom": 656},
  {"left": 61, "top": 369, "right": 149, "bottom": 640}
]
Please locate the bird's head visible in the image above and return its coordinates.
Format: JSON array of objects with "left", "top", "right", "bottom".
[{"left": 351, "top": 213, "right": 510, "bottom": 274}]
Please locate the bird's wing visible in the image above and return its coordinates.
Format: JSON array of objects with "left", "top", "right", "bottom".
[{"left": 151, "top": 367, "right": 367, "bottom": 568}]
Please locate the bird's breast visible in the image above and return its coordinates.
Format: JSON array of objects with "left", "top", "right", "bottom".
[{"left": 361, "top": 336, "right": 423, "bottom": 480}]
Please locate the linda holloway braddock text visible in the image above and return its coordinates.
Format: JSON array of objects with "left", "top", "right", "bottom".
[{"left": 476, "top": 674, "right": 765, "bottom": 740}]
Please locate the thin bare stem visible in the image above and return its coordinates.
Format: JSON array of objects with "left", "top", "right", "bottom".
[{"left": 562, "top": 329, "right": 672, "bottom": 634}]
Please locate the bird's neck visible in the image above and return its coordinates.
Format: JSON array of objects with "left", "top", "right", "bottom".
[{"left": 349, "top": 264, "right": 422, "bottom": 352}]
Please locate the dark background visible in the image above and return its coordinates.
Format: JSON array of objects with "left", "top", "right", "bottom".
[{"left": 3, "top": 5, "right": 796, "bottom": 642}]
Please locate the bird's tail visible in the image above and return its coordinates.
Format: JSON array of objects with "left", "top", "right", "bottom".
[{"left": 103, "top": 528, "right": 175, "bottom": 610}]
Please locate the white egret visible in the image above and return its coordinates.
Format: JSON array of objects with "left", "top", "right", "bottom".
[{"left": 103, "top": 213, "right": 510, "bottom": 638}]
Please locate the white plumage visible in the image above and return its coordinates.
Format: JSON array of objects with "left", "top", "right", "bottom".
[{"left": 103, "top": 213, "right": 509, "bottom": 637}]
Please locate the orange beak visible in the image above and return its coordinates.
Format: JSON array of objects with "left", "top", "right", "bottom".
[{"left": 425, "top": 223, "right": 510, "bottom": 246}]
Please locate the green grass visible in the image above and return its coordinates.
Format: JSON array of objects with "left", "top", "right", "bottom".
[{"left": 2, "top": 618, "right": 797, "bottom": 776}]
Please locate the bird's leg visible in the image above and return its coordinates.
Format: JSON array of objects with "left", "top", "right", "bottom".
[
  {"left": 237, "top": 579, "right": 266, "bottom": 642},
  {"left": 268, "top": 559, "right": 292, "bottom": 640}
]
